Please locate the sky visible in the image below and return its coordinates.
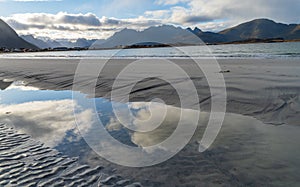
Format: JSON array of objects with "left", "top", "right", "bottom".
[{"left": 0, "top": 0, "right": 299, "bottom": 40}]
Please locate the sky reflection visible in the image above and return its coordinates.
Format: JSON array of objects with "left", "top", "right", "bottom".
[{"left": 1, "top": 81, "right": 300, "bottom": 185}]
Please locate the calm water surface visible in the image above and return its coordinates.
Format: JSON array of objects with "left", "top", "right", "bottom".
[
  {"left": 1, "top": 42, "right": 300, "bottom": 59},
  {"left": 1, "top": 81, "right": 300, "bottom": 186}
]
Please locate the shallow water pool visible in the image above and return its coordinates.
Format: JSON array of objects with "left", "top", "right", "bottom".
[{"left": 1, "top": 81, "right": 300, "bottom": 186}]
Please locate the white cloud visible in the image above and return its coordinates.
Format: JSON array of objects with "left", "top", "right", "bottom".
[
  {"left": 102, "top": 101, "right": 209, "bottom": 154},
  {"left": 4, "top": 12, "right": 101, "bottom": 27},
  {"left": 155, "top": 0, "right": 188, "bottom": 5},
  {"left": 1, "top": 0, "right": 299, "bottom": 39},
  {"left": 144, "top": 10, "right": 170, "bottom": 19},
  {"left": 1, "top": 12, "right": 161, "bottom": 40},
  {"left": 0, "top": 99, "right": 94, "bottom": 147},
  {"left": 149, "top": 0, "right": 300, "bottom": 31}
]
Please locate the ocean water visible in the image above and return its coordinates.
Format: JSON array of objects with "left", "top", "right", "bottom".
[
  {"left": 1, "top": 81, "right": 300, "bottom": 186},
  {"left": 1, "top": 42, "right": 300, "bottom": 59}
]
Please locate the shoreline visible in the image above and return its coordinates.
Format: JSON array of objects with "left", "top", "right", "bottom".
[{"left": 1, "top": 40, "right": 300, "bottom": 54}]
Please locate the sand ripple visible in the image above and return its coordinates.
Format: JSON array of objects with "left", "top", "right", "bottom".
[{"left": 0, "top": 123, "right": 140, "bottom": 187}]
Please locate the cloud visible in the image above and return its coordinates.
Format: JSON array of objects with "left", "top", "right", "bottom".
[
  {"left": 1, "top": 12, "right": 161, "bottom": 40},
  {"left": 104, "top": 101, "right": 208, "bottom": 153},
  {"left": 1, "top": 0, "right": 299, "bottom": 39},
  {"left": 155, "top": 0, "right": 188, "bottom": 5},
  {"left": 6, "top": 12, "right": 101, "bottom": 27},
  {"left": 148, "top": 0, "right": 300, "bottom": 31},
  {"left": 144, "top": 10, "right": 170, "bottom": 19},
  {"left": 0, "top": 99, "right": 93, "bottom": 147},
  {"left": 100, "top": 17, "right": 122, "bottom": 26},
  {"left": 58, "top": 13, "right": 101, "bottom": 26}
]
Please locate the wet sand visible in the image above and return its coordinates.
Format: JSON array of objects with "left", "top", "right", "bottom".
[
  {"left": 0, "top": 123, "right": 140, "bottom": 186},
  {"left": 0, "top": 58, "right": 300, "bottom": 186},
  {"left": 0, "top": 58, "right": 299, "bottom": 126}
]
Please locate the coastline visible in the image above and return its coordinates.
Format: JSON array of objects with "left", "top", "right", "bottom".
[{"left": 1, "top": 40, "right": 300, "bottom": 54}]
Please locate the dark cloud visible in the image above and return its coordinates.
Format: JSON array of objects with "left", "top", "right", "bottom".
[
  {"left": 1, "top": 12, "right": 163, "bottom": 39},
  {"left": 87, "top": 28, "right": 117, "bottom": 31},
  {"left": 182, "top": 15, "right": 215, "bottom": 24},
  {"left": 49, "top": 25, "right": 80, "bottom": 31},
  {"left": 59, "top": 14, "right": 101, "bottom": 26},
  {"left": 3, "top": 12, "right": 163, "bottom": 32},
  {"left": 102, "top": 17, "right": 122, "bottom": 25},
  {"left": 6, "top": 19, "right": 46, "bottom": 30}
]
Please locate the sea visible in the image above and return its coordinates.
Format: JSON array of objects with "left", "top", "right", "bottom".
[{"left": 1, "top": 42, "right": 300, "bottom": 59}]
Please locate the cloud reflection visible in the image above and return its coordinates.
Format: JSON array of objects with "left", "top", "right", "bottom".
[
  {"left": 106, "top": 102, "right": 209, "bottom": 150},
  {"left": 0, "top": 99, "right": 93, "bottom": 147}
]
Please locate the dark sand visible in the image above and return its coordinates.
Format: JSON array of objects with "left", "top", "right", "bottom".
[
  {"left": 0, "top": 58, "right": 299, "bottom": 126},
  {"left": 0, "top": 123, "right": 140, "bottom": 186}
]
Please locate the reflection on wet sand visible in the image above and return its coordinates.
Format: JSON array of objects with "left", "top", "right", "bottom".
[
  {"left": 104, "top": 102, "right": 208, "bottom": 150},
  {"left": 1, "top": 83, "right": 300, "bottom": 186},
  {"left": 87, "top": 101, "right": 300, "bottom": 186},
  {"left": 0, "top": 100, "right": 93, "bottom": 147}
]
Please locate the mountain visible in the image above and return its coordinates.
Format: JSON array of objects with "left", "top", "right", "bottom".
[
  {"left": 2, "top": 18, "right": 300, "bottom": 50},
  {"left": 187, "top": 27, "right": 227, "bottom": 43},
  {"left": 219, "top": 18, "right": 300, "bottom": 41},
  {"left": 21, "top": 35, "right": 53, "bottom": 49},
  {"left": 98, "top": 19, "right": 300, "bottom": 48},
  {"left": 21, "top": 35, "right": 100, "bottom": 49},
  {"left": 0, "top": 19, "right": 38, "bottom": 49},
  {"left": 96, "top": 25, "right": 202, "bottom": 48},
  {"left": 58, "top": 38, "right": 100, "bottom": 48}
]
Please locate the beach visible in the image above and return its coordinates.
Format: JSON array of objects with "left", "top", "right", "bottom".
[
  {"left": 0, "top": 58, "right": 299, "bottom": 126},
  {"left": 0, "top": 57, "right": 300, "bottom": 186},
  {"left": 1, "top": 0, "right": 300, "bottom": 184}
]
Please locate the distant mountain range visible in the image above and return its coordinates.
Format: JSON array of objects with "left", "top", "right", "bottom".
[
  {"left": 0, "top": 18, "right": 300, "bottom": 50},
  {"left": 94, "top": 25, "right": 201, "bottom": 48},
  {"left": 219, "top": 19, "right": 300, "bottom": 41},
  {"left": 92, "top": 19, "right": 300, "bottom": 48},
  {"left": 20, "top": 35, "right": 99, "bottom": 49},
  {"left": 20, "top": 35, "right": 60, "bottom": 49},
  {"left": 0, "top": 19, "right": 38, "bottom": 49}
]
